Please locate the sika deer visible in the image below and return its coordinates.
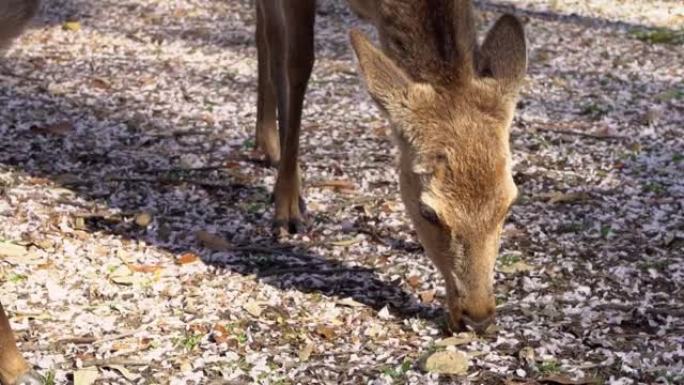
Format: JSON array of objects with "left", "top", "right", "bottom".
[
  {"left": 256, "top": 0, "right": 527, "bottom": 331},
  {"left": 257, "top": 0, "right": 527, "bottom": 331},
  {"left": 0, "top": 0, "right": 42, "bottom": 384}
]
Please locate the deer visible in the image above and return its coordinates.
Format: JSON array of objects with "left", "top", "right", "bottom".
[
  {"left": 1, "top": 1, "right": 43, "bottom": 384},
  {"left": 254, "top": 0, "right": 527, "bottom": 332}
]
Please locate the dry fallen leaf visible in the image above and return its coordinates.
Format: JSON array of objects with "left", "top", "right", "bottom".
[
  {"left": 127, "top": 263, "right": 163, "bottom": 274},
  {"left": 196, "top": 230, "right": 231, "bottom": 251},
  {"left": 311, "top": 180, "right": 356, "bottom": 192},
  {"left": 32, "top": 121, "right": 74, "bottom": 136},
  {"left": 90, "top": 77, "right": 111, "bottom": 90},
  {"left": 243, "top": 301, "right": 265, "bottom": 317},
  {"left": 330, "top": 238, "right": 358, "bottom": 247},
  {"left": 435, "top": 332, "right": 476, "bottom": 347},
  {"left": 419, "top": 290, "right": 435, "bottom": 304},
  {"left": 298, "top": 342, "right": 315, "bottom": 362},
  {"left": 336, "top": 297, "right": 365, "bottom": 308},
  {"left": 74, "top": 367, "right": 99, "bottom": 385},
  {"left": 62, "top": 21, "right": 81, "bottom": 31},
  {"left": 545, "top": 191, "right": 589, "bottom": 204},
  {"left": 108, "top": 365, "right": 137, "bottom": 381},
  {"left": 212, "top": 324, "right": 230, "bottom": 344},
  {"left": 315, "top": 324, "right": 336, "bottom": 340},
  {"left": 423, "top": 350, "right": 469, "bottom": 375},
  {"left": 134, "top": 212, "right": 153, "bottom": 227},
  {"left": 407, "top": 275, "right": 422, "bottom": 289},
  {"left": 499, "top": 261, "right": 535, "bottom": 274},
  {"left": 176, "top": 252, "right": 200, "bottom": 265},
  {"left": 0, "top": 241, "right": 28, "bottom": 258}
]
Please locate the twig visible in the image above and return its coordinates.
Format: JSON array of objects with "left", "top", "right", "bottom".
[
  {"left": 93, "top": 329, "right": 142, "bottom": 345},
  {"left": 146, "top": 129, "right": 212, "bottom": 138},
  {"left": 534, "top": 127, "right": 626, "bottom": 140},
  {"left": 82, "top": 358, "right": 149, "bottom": 367},
  {"left": 137, "top": 166, "right": 227, "bottom": 174},
  {"left": 57, "top": 336, "right": 97, "bottom": 345},
  {"left": 258, "top": 266, "right": 373, "bottom": 277}
]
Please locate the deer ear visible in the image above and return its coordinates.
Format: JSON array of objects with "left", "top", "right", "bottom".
[
  {"left": 349, "top": 29, "right": 411, "bottom": 110},
  {"left": 478, "top": 15, "right": 527, "bottom": 86}
]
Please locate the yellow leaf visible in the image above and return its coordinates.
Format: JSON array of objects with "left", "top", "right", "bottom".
[
  {"left": 423, "top": 350, "right": 469, "bottom": 374},
  {"left": 330, "top": 238, "right": 358, "bottom": 247},
  {"left": 134, "top": 212, "right": 153, "bottom": 227},
  {"left": 435, "top": 333, "right": 476, "bottom": 347},
  {"left": 63, "top": 21, "right": 81, "bottom": 31}
]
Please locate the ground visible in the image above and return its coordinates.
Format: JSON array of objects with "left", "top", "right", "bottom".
[{"left": 0, "top": 0, "right": 682, "bottom": 384}]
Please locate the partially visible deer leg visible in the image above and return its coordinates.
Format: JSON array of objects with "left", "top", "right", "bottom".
[
  {"left": 0, "top": 303, "right": 40, "bottom": 385},
  {"left": 260, "top": 0, "right": 316, "bottom": 234},
  {"left": 254, "top": 0, "right": 280, "bottom": 167}
]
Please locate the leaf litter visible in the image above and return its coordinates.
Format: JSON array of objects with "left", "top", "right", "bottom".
[{"left": 0, "top": 0, "right": 682, "bottom": 384}]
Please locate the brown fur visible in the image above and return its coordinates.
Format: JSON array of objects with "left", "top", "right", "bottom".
[
  {"left": 260, "top": 0, "right": 527, "bottom": 331},
  {"left": 0, "top": 1, "right": 42, "bottom": 383},
  {"left": 349, "top": 2, "right": 526, "bottom": 330}
]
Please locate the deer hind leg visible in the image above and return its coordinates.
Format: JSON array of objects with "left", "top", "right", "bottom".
[
  {"left": 261, "top": 0, "right": 316, "bottom": 235},
  {"left": 0, "top": 303, "right": 40, "bottom": 385},
  {"left": 254, "top": 0, "right": 280, "bottom": 167}
]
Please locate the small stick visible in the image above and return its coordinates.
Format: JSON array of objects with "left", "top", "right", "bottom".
[
  {"left": 82, "top": 358, "right": 149, "bottom": 367},
  {"left": 534, "top": 127, "right": 626, "bottom": 140},
  {"left": 258, "top": 266, "right": 373, "bottom": 277}
]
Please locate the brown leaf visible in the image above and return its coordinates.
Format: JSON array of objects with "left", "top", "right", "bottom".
[
  {"left": 419, "top": 290, "right": 435, "bottom": 304},
  {"left": 315, "top": 324, "right": 336, "bottom": 340},
  {"left": 32, "top": 121, "right": 74, "bottom": 136},
  {"left": 546, "top": 191, "right": 589, "bottom": 204},
  {"left": 176, "top": 252, "right": 200, "bottom": 265},
  {"left": 310, "top": 179, "right": 356, "bottom": 191},
  {"left": 90, "top": 77, "right": 111, "bottom": 90},
  {"left": 212, "top": 324, "right": 230, "bottom": 344},
  {"left": 127, "top": 263, "right": 163, "bottom": 274},
  {"left": 407, "top": 275, "right": 421, "bottom": 289},
  {"left": 196, "top": 230, "right": 231, "bottom": 251}
]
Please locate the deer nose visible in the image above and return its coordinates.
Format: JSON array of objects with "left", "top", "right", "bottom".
[{"left": 461, "top": 309, "right": 495, "bottom": 333}]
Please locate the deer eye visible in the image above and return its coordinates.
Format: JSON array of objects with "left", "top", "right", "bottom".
[{"left": 419, "top": 203, "right": 440, "bottom": 225}]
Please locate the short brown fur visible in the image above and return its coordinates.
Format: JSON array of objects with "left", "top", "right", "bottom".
[{"left": 259, "top": 0, "right": 527, "bottom": 331}]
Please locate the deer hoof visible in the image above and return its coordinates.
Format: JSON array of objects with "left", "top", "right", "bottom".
[
  {"left": 273, "top": 217, "right": 307, "bottom": 236},
  {"left": 13, "top": 371, "right": 42, "bottom": 385}
]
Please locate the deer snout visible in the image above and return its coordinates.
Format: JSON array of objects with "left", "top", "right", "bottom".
[
  {"left": 449, "top": 295, "right": 496, "bottom": 333},
  {"left": 461, "top": 307, "right": 495, "bottom": 333}
]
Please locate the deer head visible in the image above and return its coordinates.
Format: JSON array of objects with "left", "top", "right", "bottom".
[{"left": 350, "top": 13, "right": 527, "bottom": 332}]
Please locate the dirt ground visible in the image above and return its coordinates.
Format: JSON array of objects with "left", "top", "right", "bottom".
[{"left": 0, "top": 0, "right": 682, "bottom": 384}]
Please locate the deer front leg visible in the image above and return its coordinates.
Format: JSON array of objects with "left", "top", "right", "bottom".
[
  {"left": 260, "top": 0, "right": 316, "bottom": 235},
  {"left": 0, "top": 303, "right": 40, "bottom": 385},
  {"left": 254, "top": 0, "right": 280, "bottom": 167}
]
